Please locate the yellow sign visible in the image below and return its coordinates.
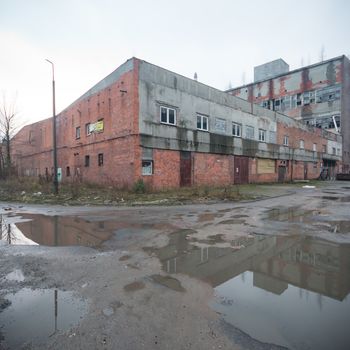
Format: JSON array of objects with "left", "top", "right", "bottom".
[
  {"left": 257, "top": 158, "right": 275, "bottom": 174},
  {"left": 89, "top": 120, "right": 104, "bottom": 133}
]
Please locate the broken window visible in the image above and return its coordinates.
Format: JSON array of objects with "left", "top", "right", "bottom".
[
  {"left": 160, "top": 106, "right": 176, "bottom": 125},
  {"left": 98, "top": 153, "right": 103, "bottom": 166},
  {"left": 274, "top": 99, "right": 281, "bottom": 111},
  {"left": 258, "top": 129, "right": 266, "bottom": 142},
  {"left": 232, "top": 122, "right": 241, "bottom": 137},
  {"left": 296, "top": 93, "right": 302, "bottom": 106},
  {"left": 197, "top": 114, "right": 209, "bottom": 131},
  {"left": 142, "top": 160, "right": 153, "bottom": 175},
  {"left": 76, "top": 126, "right": 81, "bottom": 139},
  {"left": 245, "top": 126, "right": 255, "bottom": 140},
  {"left": 85, "top": 155, "right": 90, "bottom": 167}
]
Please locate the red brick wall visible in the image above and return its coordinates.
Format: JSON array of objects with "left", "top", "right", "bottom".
[
  {"left": 12, "top": 59, "right": 141, "bottom": 187},
  {"left": 193, "top": 153, "right": 234, "bottom": 186},
  {"left": 142, "top": 149, "right": 180, "bottom": 189}
]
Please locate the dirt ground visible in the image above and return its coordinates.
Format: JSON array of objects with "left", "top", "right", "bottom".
[{"left": 1, "top": 181, "right": 350, "bottom": 350}]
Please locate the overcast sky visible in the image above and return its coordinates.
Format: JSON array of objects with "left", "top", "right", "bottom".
[{"left": 1, "top": 0, "right": 349, "bottom": 128}]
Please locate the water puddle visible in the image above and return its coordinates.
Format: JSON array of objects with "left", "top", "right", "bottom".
[
  {"left": 150, "top": 274, "right": 185, "bottom": 292},
  {"left": 123, "top": 281, "right": 145, "bottom": 292},
  {"left": 145, "top": 229, "right": 350, "bottom": 349},
  {"left": 0, "top": 288, "right": 88, "bottom": 349},
  {"left": 0, "top": 213, "right": 161, "bottom": 248}
]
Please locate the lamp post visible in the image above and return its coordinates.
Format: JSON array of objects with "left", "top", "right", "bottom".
[{"left": 45, "top": 59, "right": 58, "bottom": 195}]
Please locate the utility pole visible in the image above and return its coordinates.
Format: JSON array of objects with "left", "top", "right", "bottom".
[{"left": 46, "top": 59, "right": 58, "bottom": 195}]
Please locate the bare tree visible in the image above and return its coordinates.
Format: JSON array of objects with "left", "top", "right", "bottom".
[{"left": 0, "top": 92, "right": 19, "bottom": 177}]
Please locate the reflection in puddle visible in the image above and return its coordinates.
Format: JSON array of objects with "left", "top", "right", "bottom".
[
  {"left": 146, "top": 230, "right": 350, "bottom": 349},
  {"left": 0, "top": 288, "right": 88, "bottom": 349},
  {"left": 0, "top": 213, "right": 159, "bottom": 248}
]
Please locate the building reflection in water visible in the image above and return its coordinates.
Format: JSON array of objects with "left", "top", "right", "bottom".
[{"left": 153, "top": 230, "right": 350, "bottom": 349}]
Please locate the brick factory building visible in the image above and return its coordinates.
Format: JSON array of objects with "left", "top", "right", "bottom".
[
  {"left": 11, "top": 57, "right": 344, "bottom": 189},
  {"left": 228, "top": 55, "right": 350, "bottom": 172}
]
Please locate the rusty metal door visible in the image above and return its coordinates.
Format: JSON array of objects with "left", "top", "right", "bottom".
[
  {"left": 180, "top": 151, "right": 192, "bottom": 187},
  {"left": 278, "top": 166, "right": 286, "bottom": 183},
  {"left": 234, "top": 156, "right": 249, "bottom": 184}
]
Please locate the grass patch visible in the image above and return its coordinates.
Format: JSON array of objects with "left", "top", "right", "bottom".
[{"left": 0, "top": 177, "right": 323, "bottom": 206}]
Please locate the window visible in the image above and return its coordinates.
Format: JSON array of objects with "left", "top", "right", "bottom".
[
  {"left": 214, "top": 118, "right": 226, "bottom": 133},
  {"left": 232, "top": 123, "right": 242, "bottom": 137},
  {"left": 283, "top": 135, "right": 289, "bottom": 146},
  {"left": 85, "top": 155, "right": 90, "bottom": 167},
  {"left": 300, "top": 140, "right": 304, "bottom": 149},
  {"left": 332, "top": 147, "right": 336, "bottom": 155},
  {"left": 142, "top": 160, "right": 153, "bottom": 175},
  {"left": 246, "top": 126, "right": 255, "bottom": 139},
  {"left": 160, "top": 106, "right": 176, "bottom": 125},
  {"left": 258, "top": 129, "right": 266, "bottom": 142},
  {"left": 313, "top": 143, "right": 317, "bottom": 152},
  {"left": 337, "top": 148, "right": 341, "bottom": 156},
  {"left": 197, "top": 114, "right": 208, "bottom": 131},
  {"left": 76, "top": 126, "right": 81, "bottom": 139},
  {"left": 98, "top": 153, "right": 104, "bottom": 166},
  {"left": 86, "top": 123, "right": 91, "bottom": 136},
  {"left": 322, "top": 145, "right": 327, "bottom": 153},
  {"left": 66, "top": 166, "right": 70, "bottom": 177}
]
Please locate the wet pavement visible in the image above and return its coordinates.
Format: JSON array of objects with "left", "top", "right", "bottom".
[{"left": 0, "top": 182, "right": 350, "bottom": 349}]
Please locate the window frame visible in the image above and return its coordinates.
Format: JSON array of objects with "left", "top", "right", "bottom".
[
  {"left": 75, "top": 126, "right": 81, "bottom": 139},
  {"left": 245, "top": 125, "right": 255, "bottom": 140},
  {"left": 283, "top": 135, "right": 289, "bottom": 146},
  {"left": 160, "top": 106, "right": 177, "bottom": 125},
  {"left": 232, "top": 122, "right": 242, "bottom": 137},
  {"left": 258, "top": 129, "right": 266, "bottom": 142},
  {"left": 85, "top": 155, "right": 90, "bottom": 167},
  {"left": 196, "top": 114, "right": 209, "bottom": 131},
  {"left": 98, "top": 153, "right": 104, "bottom": 167},
  {"left": 300, "top": 140, "right": 305, "bottom": 149},
  {"left": 142, "top": 160, "right": 153, "bottom": 176},
  {"left": 86, "top": 123, "right": 91, "bottom": 136}
]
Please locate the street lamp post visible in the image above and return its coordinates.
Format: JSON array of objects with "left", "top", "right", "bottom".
[{"left": 45, "top": 59, "right": 58, "bottom": 195}]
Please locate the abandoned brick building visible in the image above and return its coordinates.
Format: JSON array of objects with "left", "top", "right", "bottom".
[
  {"left": 11, "top": 57, "right": 344, "bottom": 189},
  {"left": 228, "top": 55, "right": 350, "bottom": 173}
]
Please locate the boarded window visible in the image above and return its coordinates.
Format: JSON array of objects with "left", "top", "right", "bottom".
[
  {"left": 245, "top": 126, "right": 255, "bottom": 139},
  {"left": 257, "top": 159, "right": 275, "bottom": 174},
  {"left": 214, "top": 118, "right": 226, "bottom": 133}
]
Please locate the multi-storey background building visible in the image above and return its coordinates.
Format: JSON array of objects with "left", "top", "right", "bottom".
[{"left": 227, "top": 55, "right": 350, "bottom": 172}]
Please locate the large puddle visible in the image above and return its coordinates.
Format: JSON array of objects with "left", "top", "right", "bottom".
[
  {"left": 0, "top": 288, "right": 88, "bottom": 349},
  {"left": 146, "top": 230, "right": 350, "bottom": 349},
  {"left": 0, "top": 213, "right": 160, "bottom": 248}
]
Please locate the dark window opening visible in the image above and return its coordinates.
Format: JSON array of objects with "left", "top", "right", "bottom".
[
  {"left": 85, "top": 155, "right": 90, "bottom": 167},
  {"left": 66, "top": 166, "right": 71, "bottom": 176},
  {"left": 98, "top": 153, "right": 104, "bottom": 166}
]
